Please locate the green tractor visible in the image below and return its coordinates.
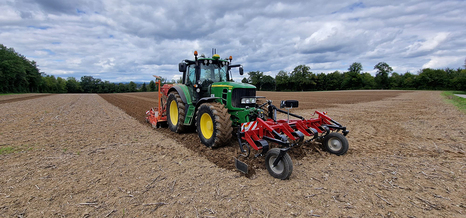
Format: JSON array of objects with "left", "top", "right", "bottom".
[
  {"left": 165, "top": 51, "right": 264, "bottom": 147},
  {"left": 146, "top": 50, "right": 349, "bottom": 179}
]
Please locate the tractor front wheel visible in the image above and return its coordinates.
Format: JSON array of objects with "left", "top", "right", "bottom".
[
  {"left": 322, "top": 133, "right": 348, "bottom": 155},
  {"left": 196, "top": 102, "right": 233, "bottom": 148},
  {"left": 167, "top": 92, "right": 186, "bottom": 133},
  {"left": 265, "top": 148, "right": 293, "bottom": 180}
]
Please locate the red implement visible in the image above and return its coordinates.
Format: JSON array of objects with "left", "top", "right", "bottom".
[{"left": 146, "top": 76, "right": 173, "bottom": 128}]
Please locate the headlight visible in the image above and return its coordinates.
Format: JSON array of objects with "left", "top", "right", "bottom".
[{"left": 241, "top": 98, "right": 256, "bottom": 104}]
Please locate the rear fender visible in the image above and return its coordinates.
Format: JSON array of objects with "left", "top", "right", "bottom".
[
  {"left": 168, "top": 86, "right": 188, "bottom": 104},
  {"left": 168, "top": 85, "right": 196, "bottom": 126}
]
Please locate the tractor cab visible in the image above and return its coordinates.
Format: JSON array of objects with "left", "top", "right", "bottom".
[{"left": 179, "top": 52, "right": 247, "bottom": 105}]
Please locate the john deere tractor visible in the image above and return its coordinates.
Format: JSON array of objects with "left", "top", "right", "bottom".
[
  {"left": 146, "top": 50, "right": 350, "bottom": 179},
  {"left": 165, "top": 51, "right": 264, "bottom": 147}
]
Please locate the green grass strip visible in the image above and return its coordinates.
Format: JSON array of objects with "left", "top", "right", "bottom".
[{"left": 442, "top": 91, "right": 466, "bottom": 113}]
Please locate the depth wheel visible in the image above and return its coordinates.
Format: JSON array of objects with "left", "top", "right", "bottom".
[
  {"left": 322, "top": 133, "right": 348, "bottom": 155},
  {"left": 167, "top": 92, "right": 186, "bottom": 133},
  {"left": 265, "top": 148, "right": 293, "bottom": 180},
  {"left": 196, "top": 102, "right": 233, "bottom": 148}
]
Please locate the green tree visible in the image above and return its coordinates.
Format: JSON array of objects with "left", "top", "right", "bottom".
[
  {"left": 452, "top": 69, "right": 466, "bottom": 91},
  {"left": 248, "top": 71, "right": 264, "bottom": 90},
  {"left": 341, "top": 71, "right": 362, "bottom": 90},
  {"left": 66, "top": 77, "right": 82, "bottom": 93},
  {"left": 56, "top": 77, "right": 67, "bottom": 93},
  {"left": 25, "top": 60, "right": 41, "bottom": 92},
  {"left": 401, "top": 72, "right": 416, "bottom": 89},
  {"left": 0, "top": 44, "right": 42, "bottom": 93},
  {"left": 326, "top": 71, "right": 344, "bottom": 90},
  {"left": 149, "top": 80, "right": 156, "bottom": 91},
  {"left": 315, "top": 73, "right": 327, "bottom": 91},
  {"left": 141, "top": 82, "right": 147, "bottom": 92},
  {"left": 389, "top": 73, "right": 403, "bottom": 89},
  {"left": 348, "top": 62, "right": 363, "bottom": 74},
  {"left": 261, "top": 75, "right": 275, "bottom": 91},
  {"left": 275, "top": 70, "right": 290, "bottom": 91},
  {"left": 128, "top": 81, "right": 137, "bottom": 92},
  {"left": 374, "top": 62, "right": 393, "bottom": 89},
  {"left": 241, "top": 77, "right": 248, "bottom": 83},
  {"left": 81, "top": 76, "right": 98, "bottom": 93},
  {"left": 290, "top": 65, "right": 314, "bottom": 91},
  {"left": 342, "top": 63, "right": 364, "bottom": 90},
  {"left": 416, "top": 68, "right": 448, "bottom": 90},
  {"left": 43, "top": 75, "right": 58, "bottom": 93},
  {"left": 117, "top": 83, "right": 127, "bottom": 92},
  {"left": 361, "top": 73, "right": 375, "bottom": 89}
]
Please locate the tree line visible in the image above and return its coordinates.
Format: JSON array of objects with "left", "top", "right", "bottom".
[
  {"left": 1, "top": 44, "right": 159, "bottom": 93},
  {"left": 2, "top": 44, "right": 465, "bottom": 93},
  {"left": 243, "top": 62, "right": 466, "bottom": 92}
]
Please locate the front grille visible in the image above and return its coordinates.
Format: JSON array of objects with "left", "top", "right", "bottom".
[{"left": 232, "top": 88, "right": 256, "bottom": 108}]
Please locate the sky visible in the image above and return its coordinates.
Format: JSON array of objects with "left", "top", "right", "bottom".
[{"left": 1, "top": 0, "right": 465, "bottom": 83}]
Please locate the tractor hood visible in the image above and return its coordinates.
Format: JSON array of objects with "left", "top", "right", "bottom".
[{"left": 210, "top": 82, "right": 256, "bottom": 90}]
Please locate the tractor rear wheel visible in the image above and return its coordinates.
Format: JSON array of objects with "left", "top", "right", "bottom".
[
  {"left": 322, "top": 133, "right": 348, "bottom": 155},
  {"left": 265, "top": 148, "right": 293, "bottom": 180},
  {"left": 167, "top": 92, "right": 187, "bottom": 133},
  {"left": 196, "top": 102, "right": 233, "bottom": 148}
]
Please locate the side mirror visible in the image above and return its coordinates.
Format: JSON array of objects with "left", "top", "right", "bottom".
[
  {"left": 239, "top": 66, "right": 244, "bottom": 75},
  {"left": 179, "top": 63, "right": 187, "bottom": 72}
]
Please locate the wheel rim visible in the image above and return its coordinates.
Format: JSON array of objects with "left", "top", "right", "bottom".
[
  {"left": 328, "top": 137, "right": 342, "bottom": 151},
  {"left": 200, "top": 113, "right": 213, "bottom": 139},
  {"left": 268, "top": 155, "right": 284, "bottom": 174},
  {"left": 169, "top": 100, "right": 178, "bottom": 125}
]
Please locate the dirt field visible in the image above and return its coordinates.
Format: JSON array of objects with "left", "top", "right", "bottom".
[
  {"left": 0, "top": 93, "right": 51, "bottom": 104},
  {"left": 1, "top": 91, "right": 465, "bottom": 217}
]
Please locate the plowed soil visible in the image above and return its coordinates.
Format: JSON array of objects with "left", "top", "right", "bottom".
[
  {"left": 1, "top": 91, "right": 465, "bottom": 217},
  {"left": 0, "top": 93, "right": 52, "bottom": 104}
]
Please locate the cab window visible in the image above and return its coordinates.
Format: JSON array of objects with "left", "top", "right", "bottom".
[{"left": 186, "top": 65, "right": 196, "bottom": 85}]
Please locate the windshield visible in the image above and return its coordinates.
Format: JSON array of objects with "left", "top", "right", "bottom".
[{"left": 200, "top": 62, "right": 228, "bottom": 83}]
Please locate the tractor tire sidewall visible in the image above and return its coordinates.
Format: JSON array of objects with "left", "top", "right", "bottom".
[
  {"left": 323, "top": 132, "right": 349, "bottom": 156},
  {"left": 167, "top": 92, "right": 186, "bottom": 133},
  {"left": 196, "top": 102, "right": 233, "bottom": 148},
  {"left": 265, "top": 148, "right": 293, "bottom": 180}
]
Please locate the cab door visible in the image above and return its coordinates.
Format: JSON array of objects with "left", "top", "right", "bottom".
[{"left": 185, "top": 64, "right": 198, "bottom": 103}]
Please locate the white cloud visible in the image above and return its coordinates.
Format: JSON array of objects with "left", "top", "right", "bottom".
[
  {"left": 407, "top": 32, "right": 450, "bottom": 55},
  {"left": 1, "top": 0, "right": 465, "bottom": 82},
  {"left": 422, "top": 56, "right": 462, "bottom": 69}
]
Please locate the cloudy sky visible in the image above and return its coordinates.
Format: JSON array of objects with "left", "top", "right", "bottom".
[{"left": 1, "top": 0, "right": 465, "bottom": 83}]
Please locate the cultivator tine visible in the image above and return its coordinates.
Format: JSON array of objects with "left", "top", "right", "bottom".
[{"left": 234, "top": 158, "right": 248, "bottom": 174}]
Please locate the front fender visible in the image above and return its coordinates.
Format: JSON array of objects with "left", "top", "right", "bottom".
[{"left": 196, "top": 97, "right": 221, "bottom": 108}]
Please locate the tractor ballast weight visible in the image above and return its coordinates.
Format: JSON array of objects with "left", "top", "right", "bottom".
[{"left": 146, "top": 51, "right": 350, "bottom": 180}]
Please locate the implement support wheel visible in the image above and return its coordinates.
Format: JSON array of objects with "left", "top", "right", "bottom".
[
  {"left": 322, "top": 133, "right": 349, "bottom": 155},
  {"left": 196, "top": 102, "right": 233, "bottom": 148},
  {"left": 167, "top": 92, "right": 186, "bottom": 133},
  {"left": 265, "top": 148, "right": 293, "bottom": 180}
]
